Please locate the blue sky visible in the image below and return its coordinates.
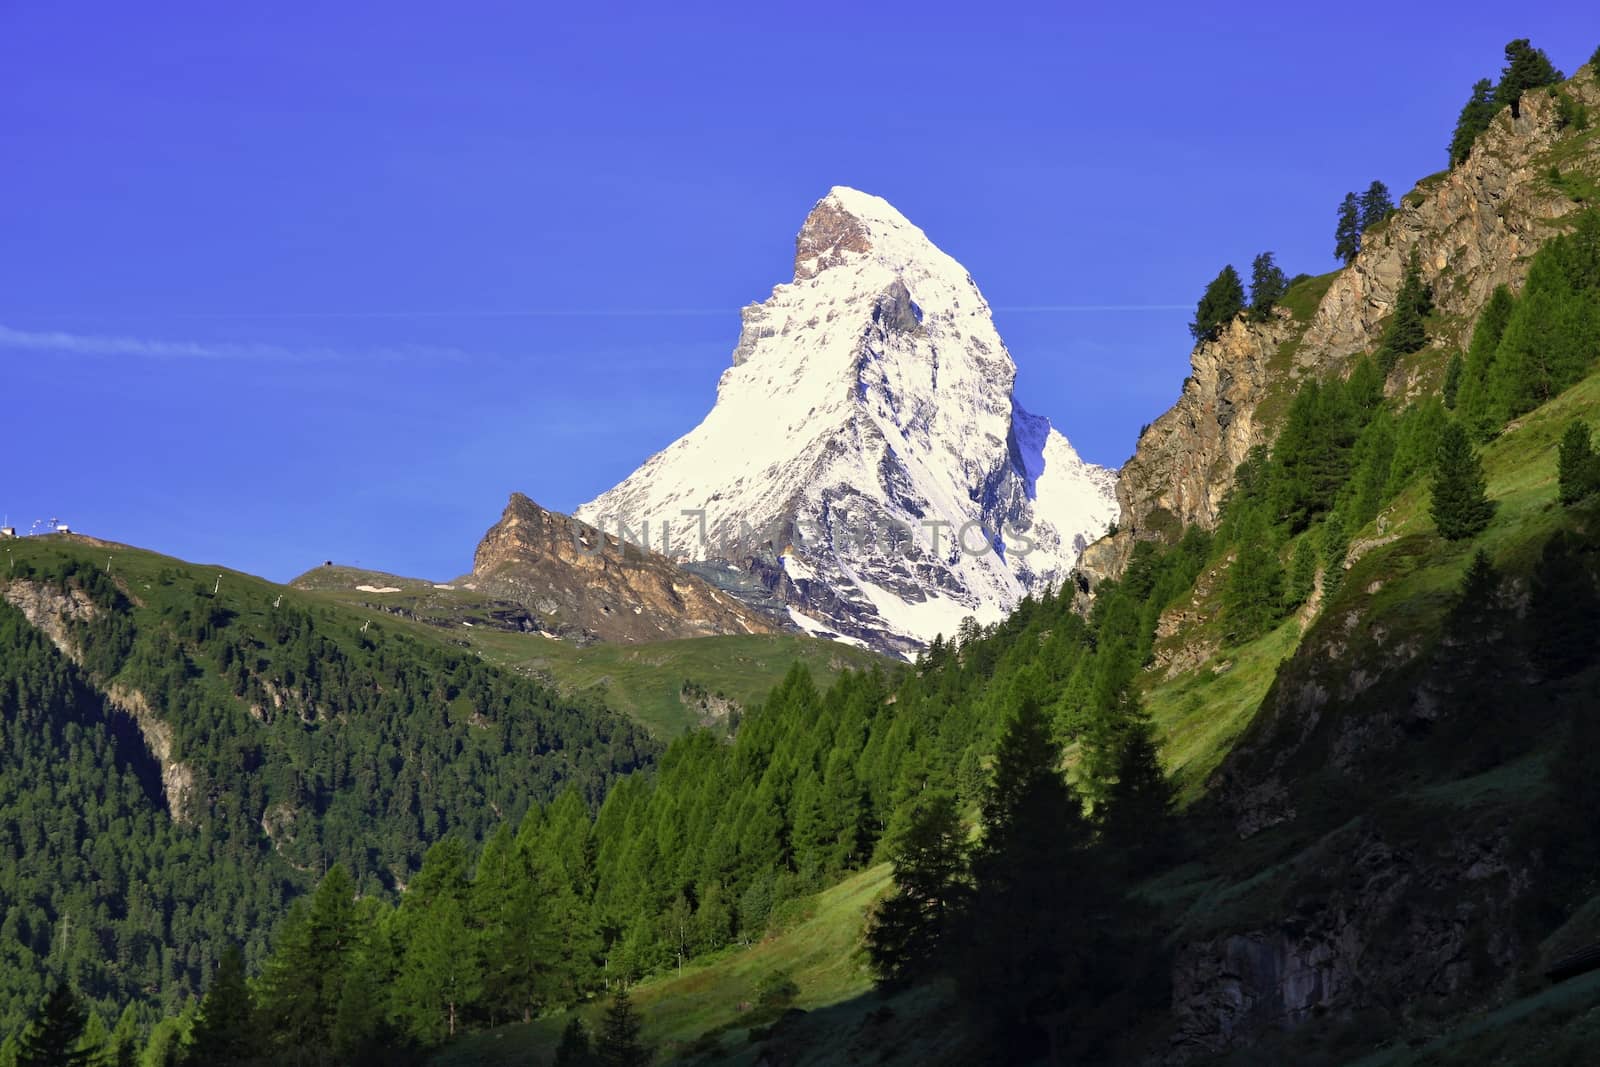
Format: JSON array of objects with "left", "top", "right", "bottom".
[{"left": 2, "top": 3, "right": 1591, "bottom": 581}]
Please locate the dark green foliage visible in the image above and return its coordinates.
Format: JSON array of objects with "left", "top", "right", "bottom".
[
  {"left": 1223, "top": 508, "right": 1285, "bottom": 641},
  {"left": 1376, "top": 250, "right": 1433, "bottom": 375},
  {"left": 1269, "top": 377, "right": 1360, "bottom": 531},
  {"left": 594, "top": 990, "right": 650, "bottom": 1067},
  {"left": 755, "top": 970, "right": 799, "bottom": 1009},
  {"left": 1286, "top": 535, "right": 1319, "bottom": 611},
  {"left": 1442, "top": 352, "right": 1464, "bottom": 409},
  {"left": 1558, "top": 421, "right": 1600, "bottom": 505},
  {"left": 0, "top": 551, "right": 655, "bottom": 1035},
  {"left": 1335, "top": 192, "right": 1362, "bottom": 264},
  {"left": 1481, "top": 212, "right": 1600, "bottom": 422},
  {"left": 1449, "top": 79, "right": 1497, "bottom": 166},
  {"left": 1530, "top": 532, "right": 1600, "bottom": 678},
  {"left": 1430, "top": 421, "right": 1495, "bottom": 540},
  {"left": 1248, "top": 252, "right": 1289, "bottom": 320},
  {"left": 1360, "top": 181, "right": 1394, "bottom": 230},
  {"left": 864, "top": 792, "right": 970, "bottom": 987},
  {"left": 960, "top": 701, "right": 1100, "bottom": 1054},
  {"left": 182, "top": 947, "right": 255, "bottom": 1067},
  {"left": 1096, "top": 710, "right": 1177, "bottom": 877},
  {"left": 1494, "top": 39, "right": 1561, "bottom": 117},
  {"left": 1190, "top": 265, "right": 1245, "bottom": 341},
  {"left": 1555, "top": 92, "right": 1590, "bottom": 132},
  {"left": 553, "top": 1017, "right": 595, "bottom": 1067},
  {"left": 15, "top": 984, "right": 94, "bottom": 1067},
  {"left": 1453, "top": 285, "right": 1515, "bottom": 437}
]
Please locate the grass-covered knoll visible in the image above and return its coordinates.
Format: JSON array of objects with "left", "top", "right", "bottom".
[
  {"left": 468, "top": 631, "right": 886, "bottom": 739},
  {"left": 296, "top": 565, "right": 887, "bottom": 739}
]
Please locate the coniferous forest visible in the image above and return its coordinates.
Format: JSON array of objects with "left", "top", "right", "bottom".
[{"left": 6, "top": 32, "right": 1600, "bottom": 1067}]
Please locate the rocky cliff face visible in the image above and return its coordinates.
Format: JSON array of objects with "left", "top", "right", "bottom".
[
  {"left": 579, "top": 187, "right": 1117, "bottom": 653},
  {"left": 1, "top": 577, "right": 195, "bottom": 822},
  {"left": 465, "top": 493, "right": 776, "bottom": 644},
  {"left": 1080, "top": 72, "right": 1600, "bottom": 586}
]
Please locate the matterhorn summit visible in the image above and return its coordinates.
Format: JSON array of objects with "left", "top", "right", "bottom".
[{"left": 577, "top": 187, "right": 1116, "bottom": 654}]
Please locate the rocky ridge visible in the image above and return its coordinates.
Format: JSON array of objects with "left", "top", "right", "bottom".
[{"left": 1079, "top": 71, "right": 1600, "bottom": 585}]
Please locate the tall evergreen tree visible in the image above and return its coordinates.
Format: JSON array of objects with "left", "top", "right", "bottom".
[
  {"left": 1449, "top": 79, "right": 1498, "bottom": 166},
  {"left": 958, "top": 700, "right": 1109, "bottom": 1060},
  {"left": 1189, "top": 265, "right": 1245, "bottom": 341},
  {"left": 1096, "top": 710, "right": 1177, "bottom": 876},
  {"left": 1455, "top": 284, "right": 1516, "bottom": 436},
  {"left": 1248, "top": 252, "right": 1289, "bottom": 320},
  {"left": 594, "top": 990, "right": 650, "bottom": 1067},
  {"left": 1430, "top": 421, "right": 1495, "bottom": 540},
  {"left": 1495, "top": 39, "right": 1561, "bottom": 116},
  {"left": 182, "top": 946, "right": 256, "bottom": 1067},
  {"left": 553, "top": 1017, "right": 595, "bottom": 1067},
  {"left": 1335, "top": 193, "right": 1362, "bottom": 264},
  {"left": 1223, "top": 508, "right": 1285, "bottom": 640},
  {"left": 1559, "top": 420, "right": 1600, "bottom": 505},
  {"left": 1377, "top": 249, "right": 1433, "bottom": 374},
  {"left": 1442, "top": 352, "right": 1464, "bottom": 409},
  {"left": 1484, "top": 212, "right": 1600, "bottom": 422},
  {"left": 864, "top": 791, "right": 970, "bottom": 987},
  {"left": 396, "top": 894, "right": 481, "bottom": 1044},
  {"left": 1530, "top": 531, "right": 1600, "bottom": 678},
  {"left": 15, "top": 984, "right": 94, "bottom": 1067},
  {"left": 1360, "top": 181, "right": 1395, "bottom": 230}
]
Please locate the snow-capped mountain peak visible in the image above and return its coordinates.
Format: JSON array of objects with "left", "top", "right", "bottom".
[{"left": 576, "top": 188, "right": 1117, "bottom": 653}]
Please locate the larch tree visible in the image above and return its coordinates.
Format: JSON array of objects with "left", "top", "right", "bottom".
[
  {"left": 1190, "top": 265, "right": 1245, "bottom": 341},
  {"left": 1430, "top": 421, "right": 1495, "bottom": 540}
]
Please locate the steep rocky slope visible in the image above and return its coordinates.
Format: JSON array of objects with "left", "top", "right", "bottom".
[
  {"left": 579, "top": 187, "right": 1117, "bottom": 653},
  {"left": 463, "top": 493, "right": 777, "bottom": 644},
  {"left": 1080, "top": 70, "right": 1600, "bottom": 585}
]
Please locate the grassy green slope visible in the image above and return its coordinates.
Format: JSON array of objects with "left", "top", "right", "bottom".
[
  {"left": 434, "top": 865, "right": 894, "bottom": 1067},
  {"left": 448, "top": 361, "right": 1600, "bottom": 1066},
  {"left": 296, "top": 573, "right": 888, "bottom": 737}
]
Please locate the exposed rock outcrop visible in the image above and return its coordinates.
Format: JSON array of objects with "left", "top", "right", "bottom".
[
  {"left": 2, "top": 578, "right": 195, "bottom": 822},
  {"left": 1081, "top": 73, "right": 1600, "bottom": 586},
  {"left": 465, "top": 493, "right": 776, "bottom": 644}
]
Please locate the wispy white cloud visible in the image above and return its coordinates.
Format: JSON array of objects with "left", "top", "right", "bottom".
[{"left": 0, "top": 322, "right": 469, "bottom": 362}]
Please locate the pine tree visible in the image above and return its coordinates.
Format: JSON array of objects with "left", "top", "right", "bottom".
[
  {"left": 864, "top": 790, "right": 970, "bottom": 987},
  {"left": 1286, "top": 535, "right": 1318, "bottom": 610},
  {"left": 594, "top": 990, "right": 651, "bottom": 1067},
  {"left": 1248, "top": 252, "right": 1288, "bottom": 320},
  {"left": 1430, "top": 421, "right": 1495, "bottom": 540},
  {"left": 1450, "top": 79, "right": 1498, "bottom": 166},
  {"left": 959, "top": 700, "right": 1108, "bottom": 1059},
  {"left": 1377, "top": 249, "right": 1433, "bottom": 374},
  {"left": 1096, "top": 710, "right": 1177, "bottom": 876},
  {"left": 1559, "top": 421, "right": 1600, "bottom": 505},
  {"left": 1189, "top": 265, "right": 1245, "bottom": 341},
  {"left": 1360, "top": 181, "right": 1395, "bottom": 230},
  {"left": 16, "top": 983, "right": 95, "bottom": 1067},
  {"left": 1223, "top": 508, "right": 1285, "bottom": 640},
  {"left": 1530, "top": 531, "right": 1600, "bottom": 678},
  {"left": 1495, "top": 39, "right": 1561, "bottom": 117},
  {"left": 183, "top": 946, "right": 256, "bottom": 1066},
  {"left": 1335, "top": 193, "right": 1362, "bottom": 264},
  {"left": 1442, "top": 352, "right": 1464, "bottom": 409},
  {"left": 107, "top": 1006, "right": 141, "bottom": 1067},
  {"left": 553, "top": 1017, "right": 595, "bottom": 1067},
  {"left": 1455, "top": 285, "right": 1516, "bottom": 436},
  {"left": 396, "top": 893, "right": 482, "bottom": 1043}
]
